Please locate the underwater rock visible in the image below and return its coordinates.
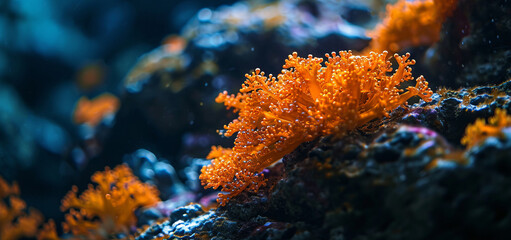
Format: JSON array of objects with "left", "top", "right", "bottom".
[
  {"left": 135, "top": 205, "right": 238, "bottom": 240},
  {"left": 135, "top": 203, "right": 304, "bottom": 240},
  {"left": 161, "top": 134, "right": 506, "bottom": 239},
  {"left": 430, "top": 0, "right": 511, "bottom": 87},
  {"left": 401, "top": 80, "right": 511, "bottom": 144},
  {"left": 124, "top": 149, "right": 220, "bottom": 228},
  {"left": 181, "top": 0, "right": 369, "bottom": 50},
  {"left": 134, "top": 87, "right": 511, "bottom": 239},
  {"left": 124, "top": 149, "right": 188, "bottom": 199},
  {"left": 364, "top": 125, "right": 454, "bottom": 166},
  {"left": 170, "top": 203, "right": 205, "bottom": 223},
  {"left": 467, "top": 127, "right": 511, "bottom": 172}
]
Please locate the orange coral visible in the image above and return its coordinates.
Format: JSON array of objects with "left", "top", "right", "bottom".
[
  {"left": 60, "top": 164, "right": 160, "bottom": 239},
  {"left": 73, "top": 93, "right": 120, "bottom": 126},
  {"left": 461, "top": 109, "right": 511, "bottom": 148},
  {"left": 76, "top": 62, "right": 106, "bottom": 91},
  {"left": 427, "top": 109, "right": 511, "bottom": 170},
  {"left": 200, "top": 51, "right": 433, "bottom": 205},
  {"left": 364, "top": 0, "right": 458, "bottom": 54},
  {"left": 0, "top": 176, "right": 43, "bottom": 240},
  {"left": 37, "top": 219, "right": 60, "bottom": 240},
  {"left": 162, "top": 34, "right": 188, "bottom": 54}
]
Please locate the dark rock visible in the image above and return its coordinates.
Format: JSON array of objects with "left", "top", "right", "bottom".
[
  {"left": 431, "top": 0, "right": 511, "bottom": 88},
  {"left": 402, "top": 80, "right": 511, "bottom": 144},
  {"left": 170, "top": 204, "right": 205, "bottom": 224}
]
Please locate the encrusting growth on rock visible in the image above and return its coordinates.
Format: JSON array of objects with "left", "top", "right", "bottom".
[
  {"left": 200, "top": 51, "right": 433, "bottom": 205},
  {"left": 462, "top": 108, "right": 511, "bottom": 148},
  {"left": 73, "top": 93, "right": 120, "bottom": 127},
  {"left": 427, "top": 109, "right": 511, "bottom": 170}
]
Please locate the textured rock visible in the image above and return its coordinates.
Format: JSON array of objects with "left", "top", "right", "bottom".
[{"left": 135, "top": 80, "right": 511, "bottom": 239}]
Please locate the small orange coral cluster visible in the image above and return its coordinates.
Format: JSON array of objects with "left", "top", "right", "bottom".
[
  {"left": 462, "top": 109, "right": 511, "bottom": 148},
  {"left": 60, "top": 164, "right": 160, "bottom": 239},
  {"left": 427, "top": 109, "right": 511, "bottom": 170},
  {"left": 0, "top": 177, "right": 43, "bottom": 240},
  {"left": 365, "top": 0, "right": 458, "bottom": 54},
  {"left": 76, "top": 62, "right": 106, "bottom": 91},
  {"left": 73, "top": 93, "right": 120, "bottom": 127},
  {"left": 37, "top": 219, "right": 60, "bottom": 240},
  {"left": 201, "top": 51, "right": 433, "bottom": 205}
]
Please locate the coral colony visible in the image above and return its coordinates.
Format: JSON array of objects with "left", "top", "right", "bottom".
[
  {"left": 0, "top": 178, "right": 42, "bottom": 240},
  {"left": 4, "top": 0, "right": 511, "bottom": 238},
  {"left": 201, "top": 51, "right": 432, "bottom": 205},
  {"left": 364, "top": 0, "right": 458, "bottom": 54},
  {"left": 73, "top": 93, "right": 120, "bottom": 127},
  {"left": 60, "top": 165, "right": 160, "bottom": 239}
]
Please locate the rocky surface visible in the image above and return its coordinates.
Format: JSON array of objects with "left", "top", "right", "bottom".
[{"left": 133, "top": 80, "right": 511, "bottom": 239}]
